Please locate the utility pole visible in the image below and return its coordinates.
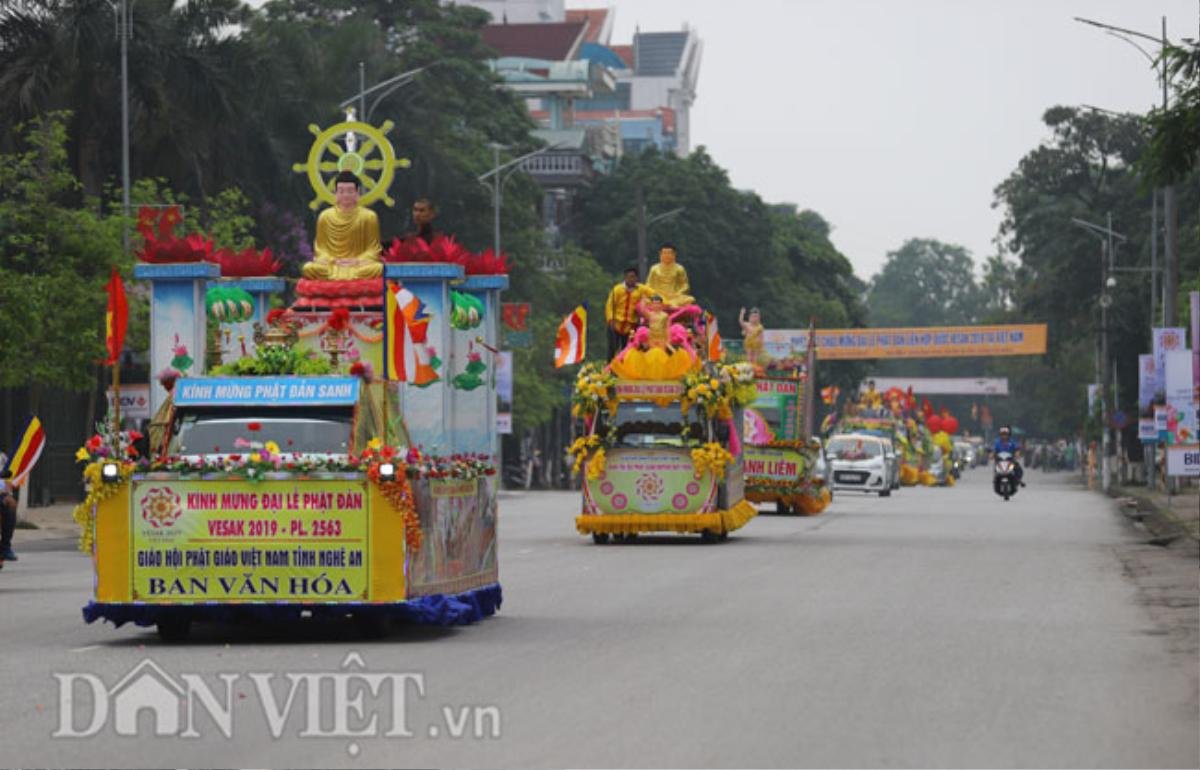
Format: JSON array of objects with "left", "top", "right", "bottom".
[
  {"left": 358, "top": 61, "right": 366, "bottom": 123},
  {"left": 492, "top": 143, "right": 502, "bottom": 257},
  {"left": 119, "top": 0, "right": 131, "bottom": 258},
  {"left": 1073, "top": 215, "right": 1127, "bottom": 494},
  {"left": 1160, "top": 16, "right": 1179, "bottom": 326},
  {"left": 636, "top": 185, "right": 647, "bottom": 278}
]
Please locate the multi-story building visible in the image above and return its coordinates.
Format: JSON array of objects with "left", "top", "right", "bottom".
[
  {"left": 456, "top": 2, "right": 701, "bottom": 245},
  {"left": 460, "top": 2, "right": 702, "bottom": 157}
]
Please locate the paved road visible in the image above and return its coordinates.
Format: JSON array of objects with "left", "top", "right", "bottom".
[{"left": 2, "top": 471, "right": 1196, "bottom": 768}]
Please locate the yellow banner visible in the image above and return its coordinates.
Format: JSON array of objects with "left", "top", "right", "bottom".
[
  {"left": 762, "top": 324, "right": 1048, "bottom": 360},
  {"left": 130, "top": 480, "right": 370, "bottom": 602}
]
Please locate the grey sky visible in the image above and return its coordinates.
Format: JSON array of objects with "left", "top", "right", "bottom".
[{"left": 571, "top": 0, "right": 1199, "bottom": 281}]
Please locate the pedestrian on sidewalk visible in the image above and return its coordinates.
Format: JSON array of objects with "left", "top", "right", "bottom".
[{"left": 0, "top": 464, "right": 18, "bottom": 563}]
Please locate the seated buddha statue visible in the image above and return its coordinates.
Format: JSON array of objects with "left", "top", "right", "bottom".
[
  {"left": 645, "top": 243, "right": 694, "bottom": 308},
  {"left": 300, "top": 171, "right": 383, "bottom": 281}
]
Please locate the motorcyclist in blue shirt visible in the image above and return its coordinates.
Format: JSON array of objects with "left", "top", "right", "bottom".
[{"left": 992, "top": 425, "right": 1025, "bottom": 486}]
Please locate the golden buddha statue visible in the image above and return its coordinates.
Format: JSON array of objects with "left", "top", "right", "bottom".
[
  {"left": 301, "top": 171, "right": 383, "bottom": 281},
  {"left": 645, "top": 244, "right": 694, "bottom": 308},
  {"left": 739, "top": 306, "right": 764, "bottom": 366}
]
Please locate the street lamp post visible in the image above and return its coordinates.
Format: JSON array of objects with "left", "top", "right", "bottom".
[
  {"left": 636, "top": 201, "right": 685, "bottom": 277},
  {"left": 338, "top": 63, "right": 440, "bottom": 123},
  {"left": 1075, "top": 15, "right": 1179, "bottom": 326},
  {"left": 1073, "top": 215, "right": 1127, "bottom": 493},
  {"left": 476, "top": 143, "right": 564, "bottom": 258}
]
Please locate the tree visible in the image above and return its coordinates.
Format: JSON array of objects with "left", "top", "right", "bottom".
[
  {"left": 248, "top": 0, "right": 544, "bottom": 254},
  {"left": 578, "top": 149, "right": 866, "bottom": 335},
  {"left": 1141, "top": 44, "right": 1200, "bottom": 184},
  {"left": 0, "top": 0, "right": 275, "bottom": 201},
  {"left": 0, "top": 113, "right": 125, "bottom": 401},
  {"left": 993, "top": 105, "right": 1200, "bottom": 439},
  {"left": 866, "top": 238, "right": 978, "bottom": 327}
]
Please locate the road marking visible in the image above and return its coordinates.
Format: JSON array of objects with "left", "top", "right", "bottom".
[{"left": 70, "top": 645, "right": 103, "bottom": 653}]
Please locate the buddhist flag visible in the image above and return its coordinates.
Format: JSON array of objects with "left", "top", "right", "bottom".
[
  {"left": 554, "top": 305, "right": 587, "bottom": 368},
  {"left": 820, "top": 385, "right": 840, "bottom": 405},
  {"left": 104, "top": 268, "right": 128, "bottom": 366},
  {"left": 384, "top": 281, "right": 440, "bottom": 386},
  {"left": 704, "top": 311, "right": 723, "bottom": 361},
  {"left": 7, "top": 416, "right": 45, "bottom": 489}
]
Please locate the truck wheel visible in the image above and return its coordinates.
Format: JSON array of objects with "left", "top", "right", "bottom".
[
  {"left": 700, "top": 530, "right": 722, "bottom": 544},
  {"left": 157, "top": 614, "right": 191, "bottom": 643},
  {"left": 592, "top": 533, "right": 610, "bottom": 545},
  {"left": 879, "top": 490, "right": 891, "bottom": 498},
  {"left": 775, "top": 501, "right": 791, "bottom": 515}
]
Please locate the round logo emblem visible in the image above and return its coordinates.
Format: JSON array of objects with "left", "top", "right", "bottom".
[{"left": 141, "top": 487, "right": 183, "bottom": 529}]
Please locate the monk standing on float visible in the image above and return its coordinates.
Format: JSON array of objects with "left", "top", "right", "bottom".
[{"left": 301, "top": 170, "right": 383, "bottom": 281}]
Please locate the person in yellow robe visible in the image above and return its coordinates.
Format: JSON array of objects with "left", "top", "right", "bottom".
[
  {"left": 645, "top": 243, "right": 694, "bottom": 308},
  {"left": 605, "top": 266, "right": 650, "bottom": 359},
  {"left": 301, "top": 171, "right": 383, "bottom": 281}
]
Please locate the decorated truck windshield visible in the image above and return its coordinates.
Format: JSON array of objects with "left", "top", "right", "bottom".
[{"left": 571, "top": 364, "right": 757, "bottom": 542}]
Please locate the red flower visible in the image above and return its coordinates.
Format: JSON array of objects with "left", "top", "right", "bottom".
[
  {"left": 126, "top": 445, "right": 139, "bottom": 457},
  {"left": 349, "top": 361, "right": 366, "bottom": 377},
  {"left": 380, "top": 445, "right": 396, "bottom": 461},
  {"left": 127, "top": 430, "right": 144, "bottom": 442},
  {"left": 327, "top": 308, "right": 351, "bottom": 332},
  {"left": 228, "top": 454, "right": 242, "bottom": 461},
  {"left": 267, "top": 308, "right": 287, "bottom": 326},
  {"left": 86, "top": 435, "right": 103, "bottom": 451},
  {"left": 247, "top": 422, "right": 262, "bottom": 432}
]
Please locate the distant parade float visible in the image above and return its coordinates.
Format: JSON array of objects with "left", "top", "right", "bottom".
[
  {"left": 77, "top": 113, "right": 507, "bottom": 640},
  {"left": 826, "top": 382, "right": 960, "bottom": 487},
  {"left": 570, "top": 248, "right": 827, "bottom": 543}
]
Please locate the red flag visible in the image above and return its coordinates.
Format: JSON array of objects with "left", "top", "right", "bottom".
[{"left": 104, "top": 268, "right": 128, "bottom": 366}]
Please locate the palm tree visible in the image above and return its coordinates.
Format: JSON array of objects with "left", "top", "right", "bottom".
[{"left": 0, "top": 0, "right": 284, "bottom": 201}]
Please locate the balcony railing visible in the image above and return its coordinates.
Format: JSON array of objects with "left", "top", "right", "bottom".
[{"left": 521, "top": 153, "right": 588, "bottom": 177}]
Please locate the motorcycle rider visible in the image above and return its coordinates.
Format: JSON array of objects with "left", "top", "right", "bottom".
[{"left": 992, "top": 426, "right": 1025, "bottom": 487}]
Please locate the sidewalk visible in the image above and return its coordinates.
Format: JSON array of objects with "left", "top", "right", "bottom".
[
  {"left": 1110, "top": 482, "right": 1200, "bottom": 550},
  {"left": 14, "top": 502, "right": 80, "bottom": 543}
]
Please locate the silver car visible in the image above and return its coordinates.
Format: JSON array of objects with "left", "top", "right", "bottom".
[{"left": 827, "top": 434, "right": 893, "bottom": 497}]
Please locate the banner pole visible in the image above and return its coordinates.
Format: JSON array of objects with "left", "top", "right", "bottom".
[{"left": 112, "top": 360, "right": 122, "bottom": 438}]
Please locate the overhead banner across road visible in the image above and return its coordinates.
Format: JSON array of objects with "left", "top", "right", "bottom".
[{"left": 762, "top": 324, "right": 1047, "bottom": 360}]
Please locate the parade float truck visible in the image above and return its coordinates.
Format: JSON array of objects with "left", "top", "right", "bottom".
[
  {"left": 76, "top": 115, "right": 509, "bottom": 640},
  {"left": 741, "top": 370, "right": 829, "bottom": 515},
  {"left": 571, "top": 360, "right": 758, "bottom": 544}
]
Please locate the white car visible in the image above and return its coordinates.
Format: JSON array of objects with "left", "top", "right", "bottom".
[{"left": 827, "top": 434, "right": 893, "bottom": 497}]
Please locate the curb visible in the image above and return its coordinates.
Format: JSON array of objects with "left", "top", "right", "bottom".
[{"left": 1109, "top": 485, "right": 1200, "bottom": 554}]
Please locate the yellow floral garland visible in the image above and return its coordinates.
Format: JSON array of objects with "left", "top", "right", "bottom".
[
  {"left": 585, "top": 447, "right": 607, "bottom": 480},
  {"left": 71, "top": 461, "right": 135, "bottom": 553},
  {"left": 568, "top": 434, "right": 601, "bottom": 473},
  {"left": 690, "top": 442, "right": 734, "bottom": 480},
  {"left": 372, "top": 467, "right": 423, "bottom": 552}
]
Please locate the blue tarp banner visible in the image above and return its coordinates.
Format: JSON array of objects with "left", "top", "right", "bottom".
[{"left": 174, "top": 377, "right": 360, "bottom": 407}]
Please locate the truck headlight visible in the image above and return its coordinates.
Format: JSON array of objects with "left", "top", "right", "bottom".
[
  {"left": 378, "top": 462, "right": 397, "bottom": 482},
  {"left": 101, "top": 463, "right": 121, "bottom": 483}
]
